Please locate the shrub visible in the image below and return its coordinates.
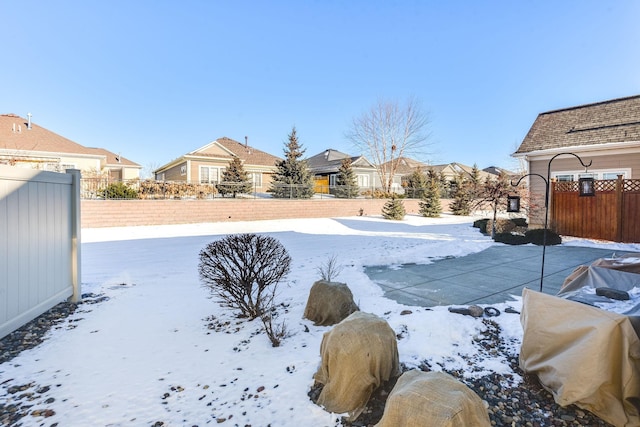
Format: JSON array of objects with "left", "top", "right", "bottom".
[
  {"left": 524, "top": 228, "right": 562, "bottom": 245},
  {"left": 511, "top": 217, "right": 528, "bottom": 227},
  {"left": 493, "top": 232, "right": 530, "bottom": 245},
  {"left": 316, "top": 254, "right": 343, "bottom": 282},
  {"left": 100, "top": 182, "right": 138, "bottom": 199},
  {"left": 473, "top": 219, "right": 489, "bottom": 234},
  {"left": 198, "top": 234, "right": 291, "bottom": 320},
  {"left": 382, "top": 196, "right": 406, "bottom": 220}
]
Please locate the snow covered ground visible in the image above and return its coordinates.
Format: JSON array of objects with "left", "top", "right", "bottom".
[{"left": 1, "top": 214, "right": 639, "bottom": 426}]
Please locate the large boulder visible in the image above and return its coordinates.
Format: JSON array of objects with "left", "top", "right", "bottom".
[
  {"left": 303, "top": 280, "right": 359, "bottom": 326},
  {"left": 375, "top": 370, "right": 491, "bottom": 427},
  {"left": 313, "top": 311, "right": 400, "bottom": 421}
]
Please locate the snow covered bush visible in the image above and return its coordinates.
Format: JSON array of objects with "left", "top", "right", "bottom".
[{"left": 198, "top": 234, "right": 291, "bottom": 320}]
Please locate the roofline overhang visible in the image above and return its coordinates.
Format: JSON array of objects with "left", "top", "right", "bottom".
[
  {"left": 0, "top": 148, "right": 105, "bottom": 162},
  {"left": 512, "top": 141, "right": 640, "bottom": 161}
]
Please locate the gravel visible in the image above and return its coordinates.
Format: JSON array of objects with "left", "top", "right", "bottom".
[{"left": 2, "top": 303, "right": 615, "bottom": 427}]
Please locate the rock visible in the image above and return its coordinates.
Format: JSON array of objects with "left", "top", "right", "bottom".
[
  {"left": 595, "top": 287, "right": 630, "bottom": 300},
  {"left": 468, "top": 305, "right": 484, "bottom": 317}
]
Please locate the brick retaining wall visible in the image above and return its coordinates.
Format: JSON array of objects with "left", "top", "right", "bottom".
[{"left": 81, "top": 198, "right": 452, "bottom": 228}]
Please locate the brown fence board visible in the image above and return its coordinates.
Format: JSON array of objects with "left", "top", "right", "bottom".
[{"left": 551, "top": 178, "right": 640, "bottom": 243}]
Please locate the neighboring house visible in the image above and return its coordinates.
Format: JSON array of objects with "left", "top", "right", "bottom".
[
  {"left": 513, "top": 94, "right": 640, "bottom": 226},
  {"left": 154, "top": 137, "right": 280, "bottom": 193},
  {"left": 388, "top": 157, "right": 494, "bottom": 191},
  {"left": 0, "top": 113, "right": 141, "bottom": 180},
  {"left": 306, "top": 149, "right": 377, "bottom": 193}
]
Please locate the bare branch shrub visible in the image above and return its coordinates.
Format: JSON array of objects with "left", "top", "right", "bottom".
[
  {"left": 261, "top": 307, "right": 289, "bottom": 347},
  {"left": 316, "top": 254, "right": 343, "bottom": 282},
  {"left": 198, "top": 234, "right": 291, "bottom": 320}
]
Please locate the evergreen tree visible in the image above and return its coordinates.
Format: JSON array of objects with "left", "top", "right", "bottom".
[
  {"left": 419, "top": 169, "right": 442, "bottom": 217},
  {"left": 334, "top": 158, "right": 359, "bottom": 198},
  {"left": 450, "top": 172, "right": 471, "bottom": 215},
  {"left": 406, "top": 166, "right": 428, "bottom": 199},
  {"left": 217, "top": 156, "right": 253, "bottom": 198},
  {"left": 468, "top": 163, "right": 482, "bottom": 198},
  {"left": 382, "top": 195, "right": 406, "bottom": 220},
  {"left": 269, "top": 127, "right": 315, "bottom": 199}
]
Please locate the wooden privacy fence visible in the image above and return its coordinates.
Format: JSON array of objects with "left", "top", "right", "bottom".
[
  {"left": 0, "top": 166, "right": 81, "bottom": 339},
  {"left": 551, "top": 176, "right": 640, "bottom": 243}
]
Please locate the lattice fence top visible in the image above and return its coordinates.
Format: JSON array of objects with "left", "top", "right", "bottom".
[
  {"left": 554, "top": 181, "right": 578, "bottom": 192},
  {"left": 625, "top": 179, "right": 640, "bottom": 192},
  {"left": 554, "top": 179, "right": 640, "bottom": 193}
]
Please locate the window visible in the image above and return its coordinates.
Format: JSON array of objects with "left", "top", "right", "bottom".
[
  {"left": 357, "top": 174, "right": 369, "bottom": 188},
  {"left": 199, "top": 166, "right": 220, "bottom": 184},
  {"left": 552, "top": 169, "right": 629, "bottom": 181},
  {"left": 555, "top": 174, "right": 574, "bottom": 182},
  {"left": 329, "top": 174, "right": 337, "bottom": 186},
  {"left": 251, "top": 173, "right": 262, "bottom": 187},
  {"left": 602, "top": 172, "right": 624, "bottom": 180}
]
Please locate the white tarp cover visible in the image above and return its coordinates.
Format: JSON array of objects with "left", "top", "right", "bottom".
[{"left": 520, "top": 287, "right": 640, "bottom": 427}]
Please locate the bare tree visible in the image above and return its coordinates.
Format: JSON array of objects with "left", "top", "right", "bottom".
[{"left": 346, "top": 97, "right": 431, "bottom": 192}]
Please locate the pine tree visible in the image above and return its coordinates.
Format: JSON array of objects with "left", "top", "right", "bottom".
[
  {"left": 450, "top": 172, "right": 471, "bottom": 215},
  {"left": 269, "top": 127, "right": 315, "bottom": 199},
  {"left": 419, "top": 169, "right": 442, "bottom": 217},
  {"left": 382, "top": 195, "right": 406, "bottom": 220},
  {"left": 406, "top": 166, "right": 428, "bottom": 199},
  {"left": 334, "top": 158, "right": 359, "bottom": 198},
  {"left": 468, "top": 163, "right": 482, "bottom": 198},
  {"left": 217, "top": 156, "right": 253, "bottom": 198}
]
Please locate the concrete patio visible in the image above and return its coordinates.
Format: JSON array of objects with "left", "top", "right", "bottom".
[{"left": 364, "top": 245, "right": 620, "bottom": 308}]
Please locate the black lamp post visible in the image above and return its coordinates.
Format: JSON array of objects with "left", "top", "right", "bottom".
[{"left": 511, "top": 152, "right": 593, "bottom": 292}]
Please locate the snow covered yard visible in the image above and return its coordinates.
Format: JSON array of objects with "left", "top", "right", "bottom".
[{"left": 1, "top": 214, "right": 638, "bottom": 426}]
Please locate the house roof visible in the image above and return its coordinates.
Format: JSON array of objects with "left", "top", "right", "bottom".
[
  {"left": 0, "top": 113, "right": 141, "bottom": 167},
  {"left": 190, "top": 137, "right": 281, "bottom": 167},
  {"left": 306, "top": 149, "right": 375, "bottom": 172},
  {"left": 515, "top": 95, "right": 640, "bottom": 155},
  {"left": 0, "top": 113, "right": 96, "bottom": 156},
  {"left": 382, "top": 156, "right": 429, "bottom": 174},
  {"left": 85, "top": 147, "right": 141, "bottom": 168}
]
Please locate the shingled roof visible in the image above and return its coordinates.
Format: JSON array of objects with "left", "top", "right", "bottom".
[
  {"left": 0, "top": 113, "right": 95, "bottom": 155},
  {"left": 192, "top": 137, "right": 281, "bottom": 167},
  {"left": 515, "top": 95, "right": 640, "bottom": 154}
]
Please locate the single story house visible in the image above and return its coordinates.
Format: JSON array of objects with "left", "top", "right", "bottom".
[
  {"left": 386, "top": 157, "right": 495, "bottom": 195},
  {"left": 513, "top": 94, "right": 640, "bottom": 227},
  {"left": 306, "top": 149, "right": 377, "bottom": 193},
  {"left": 0, "top": 113, "right": 141, "bottom": 180},
  {"left": 153, "top": 137, "right": 281, "bottom": 193}
]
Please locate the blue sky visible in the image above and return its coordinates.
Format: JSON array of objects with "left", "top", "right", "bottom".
[{"left": 3, "top": 1, "right": 639, "bottom": 176}]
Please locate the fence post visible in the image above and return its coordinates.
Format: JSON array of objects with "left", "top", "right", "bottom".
[
  {"left": 616, "top": 174, "right": 624, "bottom": 242},
  {"left": 67, "top": 169, "right": 82, "bottom": 303}
]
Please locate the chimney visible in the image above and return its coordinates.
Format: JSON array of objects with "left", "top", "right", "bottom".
[
  {"left": 27, "top": 113, "right": 32, "bottom": 130},
  {"left": 245, "top": 136, "right": 248, "bottom": 147}
]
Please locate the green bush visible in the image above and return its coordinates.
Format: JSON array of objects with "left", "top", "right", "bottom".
[
  {"left": 100, "top": 182, "right": 138, "bottom": 199},
  {"left": 473, "top": 219, "right": 489, "bottom": 234},
  {"left": 382, "top": 196, "right": 406, "bottom": 220},
  {"left": 493, "top": 233, "right": 530, "bottom": 245},
  {"left": 524, "top": 228, "right": 562, "bottom": 245},
  {"left": 511, "top": 218, "right": 528, "bottom": 227}
]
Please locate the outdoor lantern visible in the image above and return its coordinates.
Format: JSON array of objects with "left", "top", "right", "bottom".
[
  {"left": 507, "top": 195, "right": 521, "bottom": 213},
  {"left": 579, "top": 177, "right": 595, "bottom": 197}
]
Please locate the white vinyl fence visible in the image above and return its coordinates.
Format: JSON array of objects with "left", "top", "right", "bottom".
[{"left": 0, "top": 166, "right": 81, "bottom": 339}]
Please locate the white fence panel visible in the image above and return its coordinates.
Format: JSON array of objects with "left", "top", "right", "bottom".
[{"left": 0, "top": 166, "right": 81, "bottom": 339}]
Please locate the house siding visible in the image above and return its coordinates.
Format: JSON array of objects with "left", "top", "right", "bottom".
[{"left": 161, "top": 162, "right": 187, "bottom": 182}]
